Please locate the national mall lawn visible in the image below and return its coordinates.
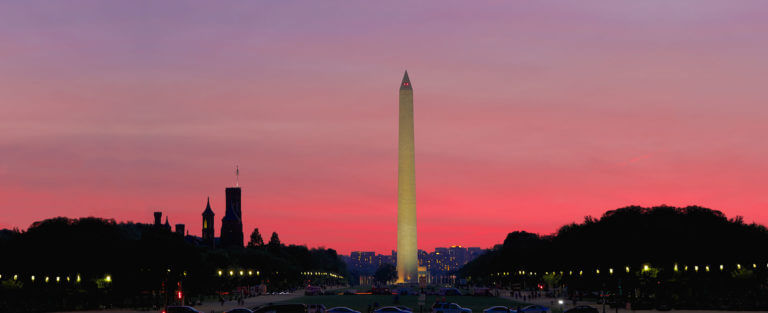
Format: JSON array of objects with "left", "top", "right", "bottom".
[{"left": 278, "top": 294, "right": 528, "bottom": 313}]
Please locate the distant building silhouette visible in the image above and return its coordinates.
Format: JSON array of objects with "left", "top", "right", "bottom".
[
  {"left": 220, "top": 187, "right": 243, "bottom": 248},
  {"left": 154, "top": 212, "right": 163, "bottom": 226},
  {"left": 175, "top": 224, "right": 185, "bottom": 235},
  {"left": 202, "top": 197, "right": 215, "bottom": 247},
  {"left": 350, "top": 251, "right": 376, "bottom": 272},
  {"left": 164, "top": 216, "right": 171, "bottom": 231},
  {"left": 346, "top": 245, "right": 485, "bottom": 285}
]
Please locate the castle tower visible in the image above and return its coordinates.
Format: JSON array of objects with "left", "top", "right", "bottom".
[
  {"left": 202, "top": 197, "right": 215, "bottom": 247},
  {"left": 154, "top": 212, "right": 162, "bottom": 226},
  {"left": 220, "top": 187, "right": 243, "bottom": 248},
  {"left": 397, "top": 70, "right": 418, "bottom": 283}
]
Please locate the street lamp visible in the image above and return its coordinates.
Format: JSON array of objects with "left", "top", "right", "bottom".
[{"left": 558, "top": 299, "right": 565, "bottom": 313}]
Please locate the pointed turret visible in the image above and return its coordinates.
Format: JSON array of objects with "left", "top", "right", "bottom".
[
  {"left": 202, "top": 196, "right": 216, "bottom": 247},
  {"left": 400, "top": 70, "right": 412, "bottom": 91},
  {"left": 203, "top": 197, "right": 214, "bottom": 216}
]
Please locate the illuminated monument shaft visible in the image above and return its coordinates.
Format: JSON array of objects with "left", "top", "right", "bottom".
[{"left": 397, "top": 71, "right": 418, "bottom": 283}]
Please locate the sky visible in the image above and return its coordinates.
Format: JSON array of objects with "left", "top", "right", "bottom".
[{"left": 2, "top": 1, "right": 768, "bottom": 254}]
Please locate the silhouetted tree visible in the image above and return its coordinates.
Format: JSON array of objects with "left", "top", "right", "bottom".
[
  {"left": 248, "top": 227, "right": 264, "bottom": 248},
  {"left": 459, "top": 205, "right": 768, "bottom": 309},
  {"left": 268, "top": 232, "right": 281, "bottom": 247},
  {"left": 374, "top": 263, "right": 397, "bottom": 285},
  {"left": 0, "top": 217, "right": 349, "bottom": 312}
]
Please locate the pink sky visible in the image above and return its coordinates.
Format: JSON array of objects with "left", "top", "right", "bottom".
[{"left": 2, "top": 1, "right": 768, "bottom": 254}]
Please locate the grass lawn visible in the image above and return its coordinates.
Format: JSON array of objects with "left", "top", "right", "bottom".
[{"left": 277, "top": 294, "right": 529, "bottom": 313}]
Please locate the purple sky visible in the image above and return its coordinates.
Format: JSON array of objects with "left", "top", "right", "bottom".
[{"left": 2, "top": 1, "right": 768, "bottom": 253}]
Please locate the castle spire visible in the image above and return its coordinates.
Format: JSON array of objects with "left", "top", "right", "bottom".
[{"left": 203, "top": 196, "right": 214, "bottom": 216}]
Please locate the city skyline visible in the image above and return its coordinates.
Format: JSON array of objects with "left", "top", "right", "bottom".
[{"left": 3, "top": 1, "right": 768, "bottom": 255}]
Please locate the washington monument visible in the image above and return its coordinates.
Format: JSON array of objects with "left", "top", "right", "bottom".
[{"left": 397, "top": 70, "right": 418, "bottom": 283}]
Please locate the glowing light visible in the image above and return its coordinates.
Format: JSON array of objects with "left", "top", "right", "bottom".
[
  {"left": 239, "top": 270, "right": 244, "bottom": 276},
  {"left": 558, "top": 300, "right": 564, "bottom": 305},
  {"left": 705, "top": 265, "right": 710, "bottom": 272},
  {"left": 13, "top": 274, "right": 18, "bottom": 280},
  {"left": 609, "top": 268, "right": 613, "bottom": 274},
  {"left": 642, "top": 264, "right": 650, "bottom": 272},
  {"left": 595, "top": 269, "right": 600, "bottom": 274},
  {"left": 625, "top": 266, "right": 630, "bottom": 273},
  {"left": 248, "top": 270, "right": 253, "bottom": 276},
  {"left": 76, "top": 274, "right": 81, "bottom": 283},
  {"left": 229, "top": 270, "right": 234, "bottom": 276},
  {"left": 737, "top": 264, "right": 742, "bottom": 270},
  {"left": 217, "top": 270, "right": 223, "bottom": 277},
  {"left": 105, "top": 275, "right": 112, "bottom": 283},
  {"left": 56, "top": 276, "right": 60, "bottom": 282},
  {"left": 31, "top": 275, "right": 35, "bottom": 281},
  {"left": 753, "top": 263, "right": 757, "bottom": 268},
  {"left": 720, "top": 265, "right": 724, "bottom": 271},
  {"left": 694, "top": 265, "right": 699, "bottom": 272},
  {"left": 45, "top": 276, "right": 49, "bottom": 283},
  {"left": 674, "top": 264, "right": 678, "bottom": 272}
]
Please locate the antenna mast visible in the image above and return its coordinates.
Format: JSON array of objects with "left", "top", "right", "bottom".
[{"left": 236, "top": 165, "right": 239, "bottom": 187}]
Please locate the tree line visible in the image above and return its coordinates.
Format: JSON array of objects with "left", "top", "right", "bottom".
[
  {"left": 459, "top": 205, "right": 768, "bottom": 309},
  {"left": 0, "top": 217, "right": 349, "bottom": 312}
]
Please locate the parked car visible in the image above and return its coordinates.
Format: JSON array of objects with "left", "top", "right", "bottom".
[
  {"left": 563, "top": 306, "right": 598, "bottom": 313},
  {"left": 226, "top": 309, "right": 255, "bottom": 313},
  {"left": 374, "top": 306, "right": 412, "bottom": 313},
  {"left": 328, "top": 307, "right": 361, "bottom": 313},
  {"left": 432, "top": 303, "right": 472, "bottom": 313},
  {"left": 483, "top": 306, "right": 511, "bottom": 313},
  {"left": 253, "top": 303, "right": 308, "bottom": 313},
  {"left": 308, "top": 304, "right": 327, "bottom": 313},
  {"left": 164, "top": 306, "right": 202, "bottom": 313},
  {"left": 397, "top": 306, "right": 414, "bottom": 312},
  {"left": 514, "top": 305, "right": 549, "bottom": 313}
]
